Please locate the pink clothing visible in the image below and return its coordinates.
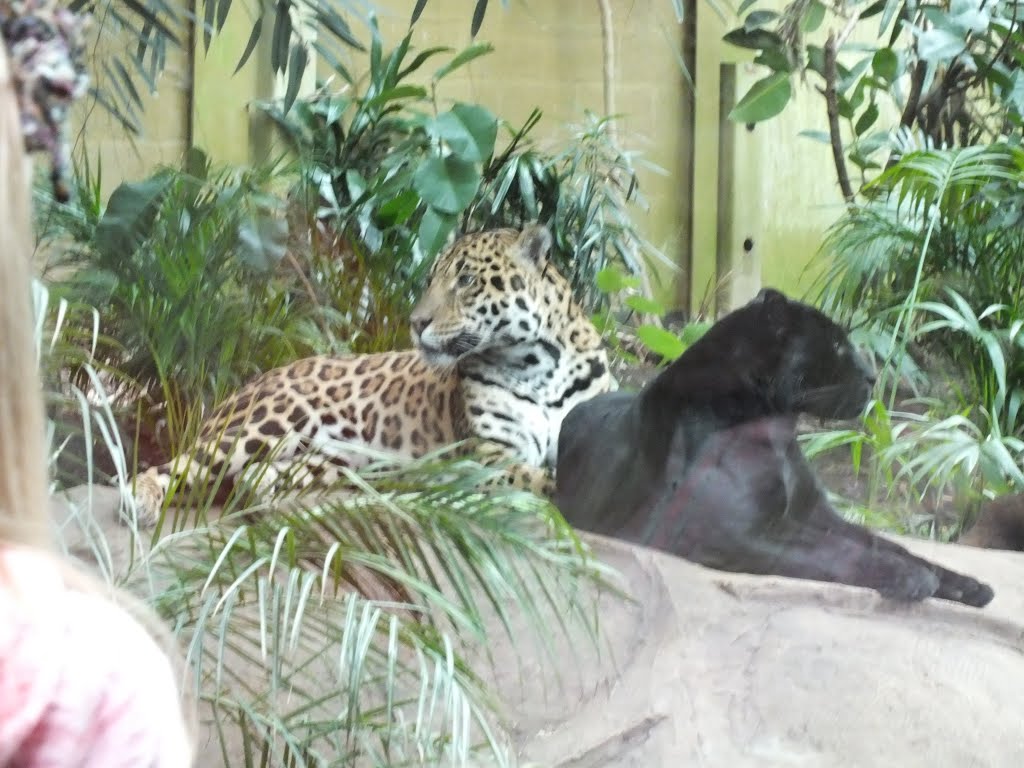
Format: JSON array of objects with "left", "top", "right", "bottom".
[{"left": 0, "top": 547, "right": 192, "bottom": 767}]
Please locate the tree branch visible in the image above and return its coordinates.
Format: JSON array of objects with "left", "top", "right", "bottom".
[{"left": 823, "top": 32, "right": 854, "bottom": 203}]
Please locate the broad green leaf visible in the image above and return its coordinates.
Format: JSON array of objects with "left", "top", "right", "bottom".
[
  {"left": 744, "top": 10, "right": 778, "bottom": 28},
  {"left": 418, "top": 206, "right": 458, "bottom": 255},
  {"left": 723, "top": 27, "right": 785, "bottom": 50},
  {"left": 432, "top": 104, "right": 498, "bottom": 163},
  {"left": 183, "top": 146, "right": 210, "bottom": 179},
  {"left": 946, "top": 0, "right": 991, "bottom": 34},
  {"left": 917, "top": 28, "right": 965, "bottom": 63},
  {"left": 801, "top": 0, "right": 826, "bottom": 32},
  {"left": 625, "top": 295, "right": 666, "bottom": 316},
  {"left": 728, "top": 72, "right": 791, "bottom": 123},
  {"left": 434, "top": 42, "right": 494, "bottom": 81},
  {"left": 798, "top": 129, "right": 832, "bottom": 143},
  {"left": 679, "top": 321, "right": 712, "bottom": 346},
  {"left": 376, "top": 189, "right": 421, "bottom": 226},
  {"left": 95, "top": 171, "right": 174, "bottom": 257},
  {"left": 636, "top": 325, "right": 687, "bottom": 361},
  {"left": 872, "top": 48, "right": 899, "bottom": 82},
  {"left": 806, "top": 45, "right": 825, "bottom": 77},
  {"left": 754, "top": 47, "right": 794, "bottom": 73},
  {"left": 236, "top": 210, "right": 289, "bottom": 271},
  {"left": 413, "top": 156, "right": 481, "bottom": 214},
  {"left": 345, "top": 169, "right": 367, "bottom": 201},
  {"left": 838, "top": 95, "right": 855, "bottom": 119},
  {"left": 595, "top": 267, "right": 636, "bottom": 294},
  {"left": 1002, "top": 69, "right": 1024, "bottom": 112},
  {"left": 848, "top": 148, "right": 882, "bottom": 170},
  {"left": 855, "top": 102, "right": 880, "bottom": 135},
  {"left": 838, "top": 56, "right": 872, "bottom": 95}
]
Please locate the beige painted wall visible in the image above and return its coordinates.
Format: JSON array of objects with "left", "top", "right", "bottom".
[{"left": 71, "top": 27, "right": 191, "bottom": 193}]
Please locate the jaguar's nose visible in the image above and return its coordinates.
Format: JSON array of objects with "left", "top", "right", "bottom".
[{"left": 410, "top": 317, "right": 429, "bottom": 337}]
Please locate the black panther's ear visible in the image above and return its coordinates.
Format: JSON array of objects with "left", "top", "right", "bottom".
[
  {"left": 753, "top": 287, "right": 787, "bottom": 305},
  {"left": 515, "top": 223, "right": 553, "bottom": 270}
]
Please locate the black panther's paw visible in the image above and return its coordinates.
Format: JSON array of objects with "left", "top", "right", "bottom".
[
  {"left": 877, "top": 565, "right": 940, "bottom": 603},
  {"left": 936, "top": 572, "right": 995, "bottom": 608}
]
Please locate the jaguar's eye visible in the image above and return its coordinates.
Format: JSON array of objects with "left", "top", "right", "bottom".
[{"left": 457, "top": 273, "right": 476, "bottom": 288}]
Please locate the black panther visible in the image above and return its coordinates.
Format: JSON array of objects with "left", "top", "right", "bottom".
[{"left": 555, "top": 288, "right": 994, "bottom": 608}]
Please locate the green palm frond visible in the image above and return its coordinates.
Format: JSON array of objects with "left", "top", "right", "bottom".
[
  {"left": 127, "top": 461, "right": 615, "bottom": 765},
  {"left": 867, "top": 144, "right": 1024, "bottom": 223}
]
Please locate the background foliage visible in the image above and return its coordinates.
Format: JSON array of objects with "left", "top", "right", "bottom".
[{"left": 721, "top": 0, "right": 1024, "bottom": 535}]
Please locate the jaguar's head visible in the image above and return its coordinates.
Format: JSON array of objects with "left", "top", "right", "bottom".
[{"left": 410, "top": 224, "right": 556, "bottom": 366}]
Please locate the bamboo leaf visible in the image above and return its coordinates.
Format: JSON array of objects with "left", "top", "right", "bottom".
[
  {"left": 215, "top": 0, "right": 232, "bottom": 34},
  {"left": 433, "top": 42, "right": 494, "bottom": 81},
  {"left": 271, "top": 0, "right": 292, "bottom": 74},
  {"left": 728, "top": 72, "right": 792, "bottom": 123},
  {"left": 112, "top": 58, "right": 143, "bottom": 109},
  {"left": 471, "top": 0, "right": 489, "bottom": 36},
  {"left": 315, "top": 5, "right": 364, "bottom": 50},
  {"left": 202, "top": 0, "right": 216, "bottom": 51},
  {"left": 234, "top": 16, "right": 263, "bottom": 74},
  {"left": 410, "top": 0, "right": 429, "bottom": 25},
  {"left": 283, "top": 43, "right": 308, "bottom": 113},
  {"left": 120, "top": 0, "right": 181, "bottom": 46}
]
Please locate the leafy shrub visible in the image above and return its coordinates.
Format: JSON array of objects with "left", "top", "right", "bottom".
[
  {"left": 259, "top": 20, "right": 666, "bottom": 331},
  {"left": 37, "top": 150, "right": 353, "bottom": 457},
  {"left": 808, "top": 146, "right": 1024, "bottom": 533}
]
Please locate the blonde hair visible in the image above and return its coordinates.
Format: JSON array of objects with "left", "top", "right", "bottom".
[
  {"left": 0, "top": 29, "right": 197, "bottom": 758},
  {"left": 0, "top": 35, "right": 51, "bottom": 550}
]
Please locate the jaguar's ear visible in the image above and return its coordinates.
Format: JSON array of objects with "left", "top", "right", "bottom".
[{"left": 515, "top": 223, "right": 553, "bottom": 269}]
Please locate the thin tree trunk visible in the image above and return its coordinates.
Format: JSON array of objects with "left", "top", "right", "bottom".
[{"left": 596, "top": 0, "right": 662, "bottom": 324}]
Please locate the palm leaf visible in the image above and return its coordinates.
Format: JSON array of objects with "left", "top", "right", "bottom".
[{"left": 112, "top": 455, "right": 616, "bottom": 765}]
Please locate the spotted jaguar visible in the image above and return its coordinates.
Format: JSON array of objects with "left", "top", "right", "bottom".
[{"left": 129, "top": 223, "right": 614, "bottom": 525}]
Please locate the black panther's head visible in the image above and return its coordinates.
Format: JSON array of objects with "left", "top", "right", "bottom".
[{"left": 741, "top": 288, "right": 875, "bottom": 419}]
